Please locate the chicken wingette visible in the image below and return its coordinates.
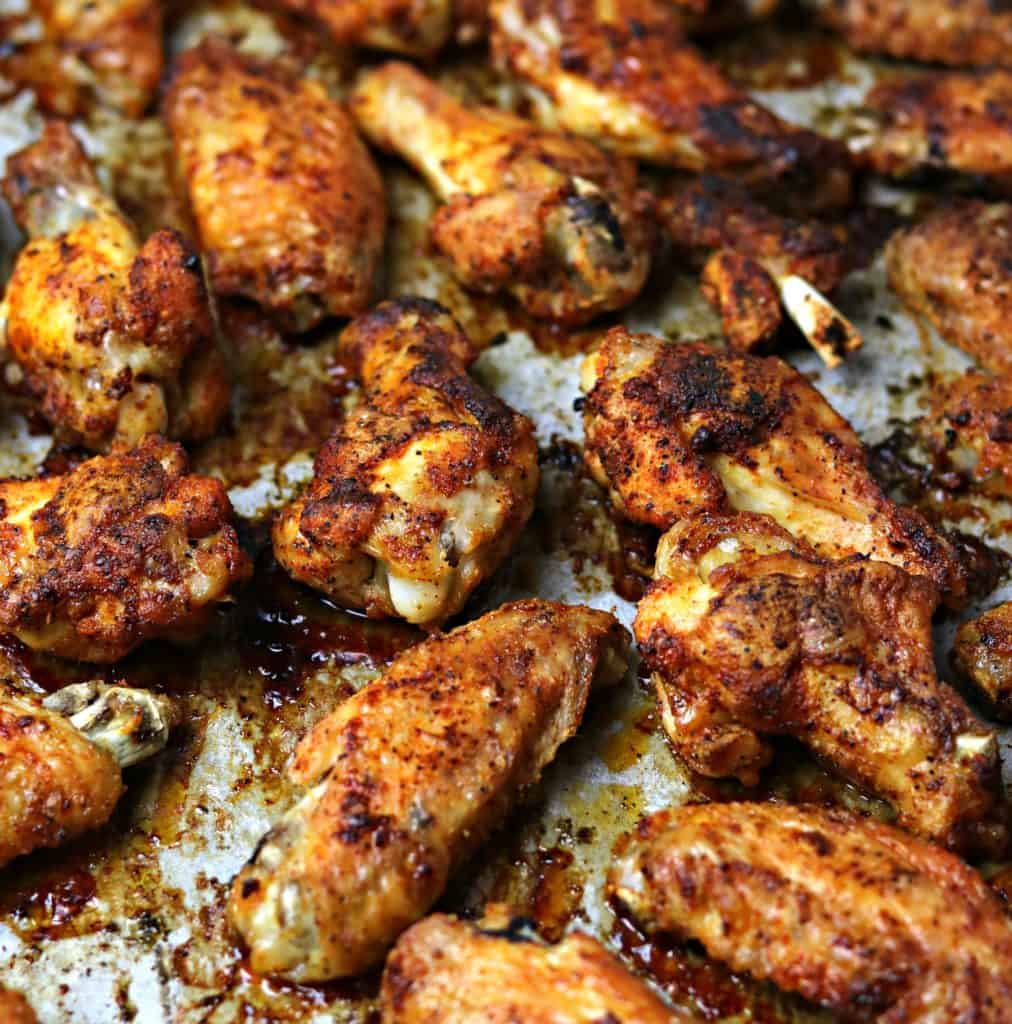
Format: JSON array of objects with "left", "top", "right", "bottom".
[
  {"left": 886, "top": 201, "right": 1012, "bottom": 378},
  {"left": 609, "top": 802, "right": 1012, "bottom": 1023},
  {"left": 273, "top": 299, "right": 538, "bottom": 627},
  {"left": 661, "top": 176, "right": 861, "bottom": 363},
  {"left": 228, "top": 599, "right": 630, "bottom": 981},
  {"left": 0, "top": 122, "right": 228, "bottom": 451},
  {"left": 810, "top": 0, "right": 1012, "bottom": 68},
  {"left": 381, "top": 910, "right": 690, "bottom": 1023},
  {"left": 165, "top": 39, "right": 385, "bottom": 333},
  {"left": 581, "top": 328, "right": 968, "bottom": 603},
  {"left": 634, "top": 512, "right": 1004, "bottom": 854},
  {"left": 0, "top": 436, "right": 251, "bottom": 662},
  {"left": 955, "top": 602, "right": 1012, "bottom": 723},
  {"left": 490, "top": 0, "right": 851, "bottom": 210},
  {"left": 0, "top": 679, "right": 175, "bottom": 867},
  {"left": 349, "top": 62, "right": 653, "bottom": 325}
]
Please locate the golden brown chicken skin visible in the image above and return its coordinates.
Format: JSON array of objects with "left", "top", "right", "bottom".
[
  {"left": 350, "top": 62, "right": 652, "bottom": 325},
  {"left": 0, "top": 0, "right": 161, "bottom": 116},
  {"left": 228, "top": 599, "right": 629, "bottom": 982},
  {"left": 1, "top": 122, "right": 228, "bottom": 451},
  {"left": 0, "top": 986, "right": 36, "bottom": 1024},
  {"left": 635, "top": 512, "right": 1004, "bottom": 854},
  {"left": 0, "top": 679, "right": 175, "bottom": 867},
  {"left": 165, "top": 40, "right": 385, "bottom": 333},
  {"left": 381, "top": 911, "right": 690, "bottom": 1023},
  {"left": 0, "top": 436, "right": 251, "bottom": 663},
  {"left": 581, "top": 328, "right": 968, "bottom": 603},
  {"left": 886, "top": 201, "right": 1012, "bottom": 378},
  {"left": 955, "top": 602, "right": 1012, "bottom": 723},
  {"left": 490, "top": 0, "right": 852, "bottom": 210},
  {"left": 609, "top": 803, "right": 1012, "bottom": 1023},
  {"left": 272, "top": 299, "right": 538, "bottom": 627},
  {"left": 812, "top": 0, "right": 1012, "bottom": 68}
]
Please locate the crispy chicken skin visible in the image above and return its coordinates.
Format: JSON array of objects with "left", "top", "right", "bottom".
[
  {"left": 1, "top": 122, "right": 228, "bottom": 451},
  {"left": 886, "top": 202, "right": 1012, "bottom": 378},
  {"left": 228, "top": 600, "right": 629, "bottom": 981},
  {"left": 635, "top": 512, "right": 1004, "bottom": 853},
  {"left": 955, "top": 602, "right": 1012, "bottom": 723},
  {"left": 490, "top": 0, "right": 852, "bottom": 209},
  {"left": 350, "top": 62, "right": 652, "bottom": 325},
  {"left": 609, "top": 803, "right": 1012, "bottom": 1023},
  {"left": 856, "top": 71, "right": 1012, "bottom": 191},
  {"left": 812, "top": 0, "right": 1012, "bottom": 68},
  {"left": 380, "top": 911, "right": 689, "bottom": 1023},
  {"left": 0, "top": 986, "right": 36, "bottom": 1024},
  {"left": 0, "top": 0, "right": 162, "bottom": 116},
  {"left": 0, "top": 436, "right": 251, "bottom": 662},
  {"left": 581, "top": 328, "right": 967, "bottom": 602},
  {"left": 272, "top": 299, "right": 538, "bottom": 626},
  {"left": 165, "top": 40, "right": 385, "bottom": 333},
  {"left": 0, "top": 679, "right": 175, "bottom": 867}
]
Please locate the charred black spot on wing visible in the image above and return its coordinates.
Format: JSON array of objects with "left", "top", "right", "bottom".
[{"left": 566, "top": 192, "right": 626, "bottom": 254}]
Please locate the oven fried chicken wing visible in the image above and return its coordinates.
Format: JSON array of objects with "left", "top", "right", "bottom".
[
  {"left": 609, "top": 802, "right": 1012, "bottom": 1023},
  {"left": 272, "top": 299, "right": 538, "bottom": 626},
  {"left": 165, "top": 40, "right": 385, "bottom": 333},
  {"left": 955, "top": 602, "right": 1012, "bottom": 723},
  {"left": 381, "top": 910, "right": 690, "bottom": 1023},
  {"left": 490, "top": 0, "right": 851, "bottom": 210},
  {"left": 0, "top": 679, "right": 175, "bottom": 867},
  {"left": 581, "top": 328, "right": 967, "bottom": 602},
  {"left": 886, "top": 201, "right": 1012, "bottom": 378},
  {"left": 0, "top": 986, "right": 36, "bottom": 1024},
  {"left": 350, "top": 62, "right": 652, "bottom": 325},
  {"left": 811, "top": 0, "right": 1012, "bottom": 68},
  {"left": 0, "top": 436, "right": 251, "bottom": 662},
  {"left": 228, "top": 599, "right": 630, "bottom": 981},
  {"left": 634, "top": 512, "right": 1004, "bottom": 853},
  {"left": 0, "top": 122, "right": 228, "bottom": 451},
  {"left": 660, "top": 176, "right": 861, "bottom": 363}
]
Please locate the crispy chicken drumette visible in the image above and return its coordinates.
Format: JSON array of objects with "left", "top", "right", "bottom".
[
  {"left": 610, "top": 803, "right": 1012, "bottom": 1023},
  {"left": 811, "top": 0, "right": 1012, "bottom": 68},
  {"left": 955, "top": 602, "right": 1012, "bottom": 723},
  {"left": 272, "top": 299, "right": 538, "bottom": 627},
  {"left": 0, "top": 436, "right": 250, "bottom": 662},
  {"left": 349, "top": 62, "right": 653, "bottom": 325},
  {"left": 886, "top": 201, "right": 1012, "bottom": 378},
  {"left": 660, "top": 176, "right": 861, "bottom": 363},
  {"left": 165, "top": 40, "right": 385, "bottom": 333},
  {"left": 634, "top": 512, "right": 1004, "bottom": 854},
  {"left": 490, "top": 0, "right": 851, "bottom": 210},
  {"left": 0, "top": 122, "right": 228, "bottom": 451},
  {"left": 0, "top": 0, "right": 161, "bottom": 116},
  {"left": 228, "top": 600, "right": 629, "bottom": 981},
  {"left": 381, "top": 910, "right": 690, "bottom": 1023},
  {"left": 0, "top": 680, "right": 176, "bottom": 867},
  {"left": 581, "top": 328, "right": 968, "bottom": 603}
]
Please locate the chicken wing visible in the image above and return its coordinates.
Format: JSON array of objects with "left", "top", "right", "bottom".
[
  {"left": 1, "top": 122, "right": 228, "bottom": 451},
  {"left": 677, "top": 0, "right": 779, "bottom": 35},
  {"left": 811, "top": 0, "right": 1012, "bottom": 68},
  {"left": 0, "top": 986, "right": 36, "bottom": 1024},
  {"left": 853, "top": 70, "right": 1012, "bottom": 192},
  {"left": 165, "top": 39, "right": 385, "bottom": 333},
  {"left": 634, "top": 512, "right": 1004, "bottom": 853},
  {"left": 228, "top": 599, "right": 629, "bottom": 981},
  {"left": 381, "top": 910, "right": 689, "bottom": 1023},
  {"left": 350, "top": 62, "right": 652, "bottom": 325},
  {"left": 0, "top": 0, "right": 161, "bottom": 116},
  {"left": 490, "top": 0, "right": 852, "bottom": 210},
  {"left": 955, "top": 602, "right": 1012, "bottom": 723},
  {"left": 609, "top": 802, "right": 1012, "bottom": 1023},
  {"left": 0, "top": 679, "right": 175, "bottom": 867},
  {"left": 272, "top": 298, "right": 538, "bottom": 626},
  {"left": 0, "top": 436, "right": 251, "bottom": 662},
  {"left": 886, "top": 201, "right": 1012, "bottom": 378},
  {"left": 581, "top": 328, "right": 968, "bottom": 603},
  {"left": 660, "top": 176, "right": 861, "bottom": 363}
]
